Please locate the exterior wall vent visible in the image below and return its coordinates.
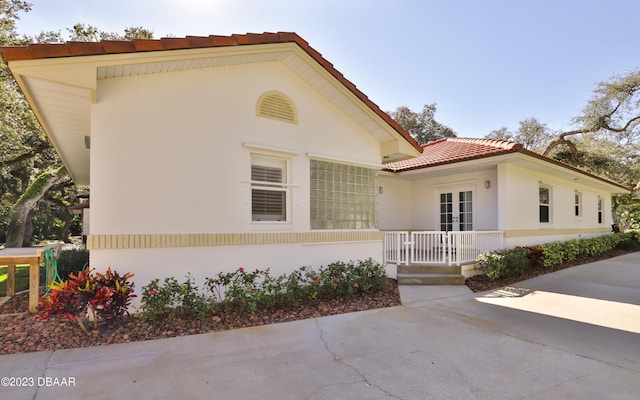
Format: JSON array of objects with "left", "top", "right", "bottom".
[{"left": 256, "top": 91, "right": 297, "bottom": 124}]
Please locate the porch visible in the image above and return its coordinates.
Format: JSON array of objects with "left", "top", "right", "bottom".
[{"left": 383, "top": 230, "right": 504, "bottom": 284}]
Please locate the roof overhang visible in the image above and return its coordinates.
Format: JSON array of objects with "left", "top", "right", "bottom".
[
  {"left": 387, "top": 151, "right": 631, "bottom": 194},
  {"left": 1, "top": 33, "right": 421, "bottom": 186}
]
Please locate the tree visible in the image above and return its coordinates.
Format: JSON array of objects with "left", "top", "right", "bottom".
[
  {"left": 485, "top": 117, "right": 554, "bottom": 154},
  {"left": 543, "top": 70, "right": 640, "bottom": 158},
  {"left": 5, "top": 166, "right": 65, "bottom": 247},
  {"left": 0, "top": 2, "right": 154, "bottom": 246},
  {"left": 389, "top": 103, "right": 456, "bottom": 145}
]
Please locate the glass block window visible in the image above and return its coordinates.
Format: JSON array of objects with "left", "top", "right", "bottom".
[{"left": 310, "top": 159, "right": 377, "bottom": 230}]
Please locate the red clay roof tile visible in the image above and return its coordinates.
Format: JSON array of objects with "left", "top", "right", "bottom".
[
  {"left": 67, "top": 41, "right": 105, "bottom": 56},
  {"left": 185, "top": 36, "right": 213, "bottom": 48},
  {"left": 131, "top": 39, "right": 165, "bottom": 52},
  {"left": 384, "top": 137, "right": 523, "bottom": 171},
  {"left": 29, "top": 43, "right": 71, "bottom": 58},
  {"left": 0, "top": 31, "right": 421, "bottom": 153},
  {"left": 384, "top": 137, "right": 631, "bottom": 191},
  {"left": 102, "top": 40, "right": 136, "bottom": 53}
]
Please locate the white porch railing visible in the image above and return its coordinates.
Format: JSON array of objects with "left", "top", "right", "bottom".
[{"left": 383, "top": 231, "right": 504, "bottom": 266}]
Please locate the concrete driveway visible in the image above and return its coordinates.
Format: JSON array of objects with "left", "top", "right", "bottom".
[{"left": 1, "top": 253, "right": 639, "bottom": 399}]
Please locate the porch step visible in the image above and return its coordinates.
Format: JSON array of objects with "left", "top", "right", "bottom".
[
  {"left": 397, "top": 264, "right": 465, "bottom": 285},
  {"left": 397, "top": 265, "right": 461, "bottom": 275}
]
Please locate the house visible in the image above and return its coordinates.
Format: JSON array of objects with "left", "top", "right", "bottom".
[
  {"left": 0, "top": 32, "right": 630, "bottom": 289},
  {"left": 0, "top": 32, "right": 422, "bottom": 289},
  {"left": 378, "top": 137, "right": 630, "bottom": 277}
]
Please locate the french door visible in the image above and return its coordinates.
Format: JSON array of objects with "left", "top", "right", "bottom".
[{"left": 439, "top": 190, "right": 473, "bottom": 232}]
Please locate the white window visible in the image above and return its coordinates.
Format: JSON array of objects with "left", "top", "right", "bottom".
[
  {"left": 574, "top": 191, "right": 582, "bottom": 217},
  {"left": 597, "top": 196, "right": 603, "bottom": 224},
  {"left": 539, "top": 185, "right": 551, "bottom": 223},
  {"left": 251, "top": 155, "right": 289, "bottom": 222}
]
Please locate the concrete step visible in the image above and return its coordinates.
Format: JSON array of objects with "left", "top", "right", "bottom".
[
  {"left": 397, "top": 264, "right": 461, "bottom": 275},
  {"left": 397, "top": 273, "right": 466, "bottom": 285}
]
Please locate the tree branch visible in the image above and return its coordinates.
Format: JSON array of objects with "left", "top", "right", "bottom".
[
  {"left": 0, "top": 143, "right": 50, "bottom": 168},
  {"left": 542, "top": 129, "right": 586, "bottom": 157},
  {"left": 602, "top": 114, "right": 640, "bottom": 133}
]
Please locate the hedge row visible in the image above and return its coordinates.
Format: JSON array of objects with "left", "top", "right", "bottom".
[{"left": 477, "top": 232, "right": 639, "bottom": 280}]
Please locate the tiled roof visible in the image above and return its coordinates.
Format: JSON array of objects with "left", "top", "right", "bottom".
[
  {"left": 0, "top": 32, "right": 421, "bottom": 153},
  {"left": 384, "top": 137, "right": 631, "bottom": 191},
  {"left": 384, "top": 137, "right": 523, "bottom": 171}
]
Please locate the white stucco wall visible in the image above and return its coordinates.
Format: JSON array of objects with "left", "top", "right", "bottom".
[
  {"left": 498, "top": 162, "right": 613, "bottom": 247},
  {"left": 91, "top": 241, "right": 383, "bottom": 307},
  {"left": 379, "top": 168, "right": 498, "bottom": 231},
  {"left": 91, "top": 63, "right": 381, "bottom": 235},
  {"left": 88, "top": 62, "right": 389, "bottom": 288},
  {"left": 381, "top": 160, "right": 614, "bottom": 249},
  {"left": 377, "top": 174, "right": 413, "bottom": 230}
]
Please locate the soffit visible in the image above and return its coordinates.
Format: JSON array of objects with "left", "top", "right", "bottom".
[
  {"left": 8, "top": 43, "right": 417, "bottom": 186},
  {"left": 392, "top": 152, "right": 630, "bottom": 193}
]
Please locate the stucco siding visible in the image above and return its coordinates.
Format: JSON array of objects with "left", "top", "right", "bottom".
[
  {"left": 384, "top": 169, "right": 498, "bottom": 231},
  {"left": 87, "top": 61, "right": 389, "bottom": 283},
  {"left": 91, "top": 239, "right": 383, "bottom": 307},
  {"left": 501, "top": 163, "right": 612, "bottom": 232},
  {"left": 90, "top": 62, "right": 382, "bottom": 235},
  {"left": 377, "top": 175, "right": 413, "bottom": 230}
]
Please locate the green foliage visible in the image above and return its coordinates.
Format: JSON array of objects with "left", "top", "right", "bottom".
[
  {"left": 477, "top": 247, "right": 530, "bottom": 280},
  {"left": 477, "top": 233, "right": 636, "bottom": 280},
  {"left": 140, "top": 259, "right": 388, "bottom": 321},
  {"left": 0, "top": 3, "right": 154, "bottom": 246},
  {"left": 538, "top": 233, "right": 631, "bottom": 268},
  {"left": 139, "top": 275, "right": 209, "bottom": 321},
  {"left": 0, "top": 264, "right": 44, "bottom": 295},
  {"left": 56, "top": 247, "right": 89, "bottom": 280},
  {"left": 389, "top": 104, "right": 456, "bottom": 144}
]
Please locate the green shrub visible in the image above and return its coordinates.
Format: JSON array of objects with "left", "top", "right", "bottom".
[
  {"left": 478, "top": 233, "right": 637, "bottom": 281},
  {"left": 617, "top": 231, "right": 640, "bottom": 251},
  {"left": 477, "top": 247, "right": 529, "bottom": 280},
  {"left": 538, "top": 233, "right": 631, "bottom": 268},
  {"left": 56, "top": 248, "right": 89, "bottom": 280},
  {"left": 140, "top": 274, "right": 209, "bottom": 320},
  {"left": 141, "top": 258, "right": 388, "bottom": 321}
]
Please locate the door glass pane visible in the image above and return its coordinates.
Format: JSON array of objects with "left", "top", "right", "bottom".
[
  {"left": 459, "top": 190, "right": 473, "bottom": 231},
  {"left": 440, "top": 192, "right": 453, "bottom": 232}
]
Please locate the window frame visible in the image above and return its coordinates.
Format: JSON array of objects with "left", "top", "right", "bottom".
[
  {"left": 597, "top": 196, "right": 604, "bottom": 224},
  {"left": 574, "top": 191, "right": 582, "bottom": 218},
  {"left": 539, "top": 185, "right": 552, "bottom": 224},
  {"left": 250, "top": 154, "right": 290, "bottom": 223}
]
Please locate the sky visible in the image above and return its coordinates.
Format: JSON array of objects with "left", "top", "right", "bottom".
[{"left": 14, "top": 0, "right": 640, "bottom": 138}]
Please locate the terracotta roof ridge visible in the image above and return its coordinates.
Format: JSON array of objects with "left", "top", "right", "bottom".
[
  {"left": 0, "top": 32, "right": 305, "bottom": 60},
  {"left": 421, "top": 138, "right": 448, "bottom": 148},
  {"left": 0, "top": 31, "right": 422, "bottom": 155},
  {"left": 446, "top": 137, "right": 523, "bottom": 150}
]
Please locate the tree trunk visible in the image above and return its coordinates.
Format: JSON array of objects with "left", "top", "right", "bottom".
[
  {"left": 58, "top": 206, "right": 72, "bottom": 244},
  {"left": 4, "top": 166, "right": 66, "bottom": 248},
  {"left": 22, "top": 210, "right": 34, "bottom": 247}
]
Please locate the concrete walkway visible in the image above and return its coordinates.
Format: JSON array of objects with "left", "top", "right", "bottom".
[{"left": 1, "top": 253, "right": 639, "bottom": 399}]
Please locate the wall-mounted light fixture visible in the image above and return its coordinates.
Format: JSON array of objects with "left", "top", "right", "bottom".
[
  {"left": 379, "top": 186, "right": 384, "bottom": 194},
  {"left": 484, "top": 180, "right": 491, "bottom": 189},
  {"left": 84, "top": 135, "right": 91, "bottom": 149}
]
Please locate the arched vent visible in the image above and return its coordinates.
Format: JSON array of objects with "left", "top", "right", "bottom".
[{"left": 257, "top": 91, "right": 298, "bottom": 124}]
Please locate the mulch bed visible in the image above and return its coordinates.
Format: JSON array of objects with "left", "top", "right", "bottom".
[
  {"left": 1, "top": 249, "right": 635, "bottom": 356},
  {"left": 0, "top": 279, "right": 401, "bottom": 355}
]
